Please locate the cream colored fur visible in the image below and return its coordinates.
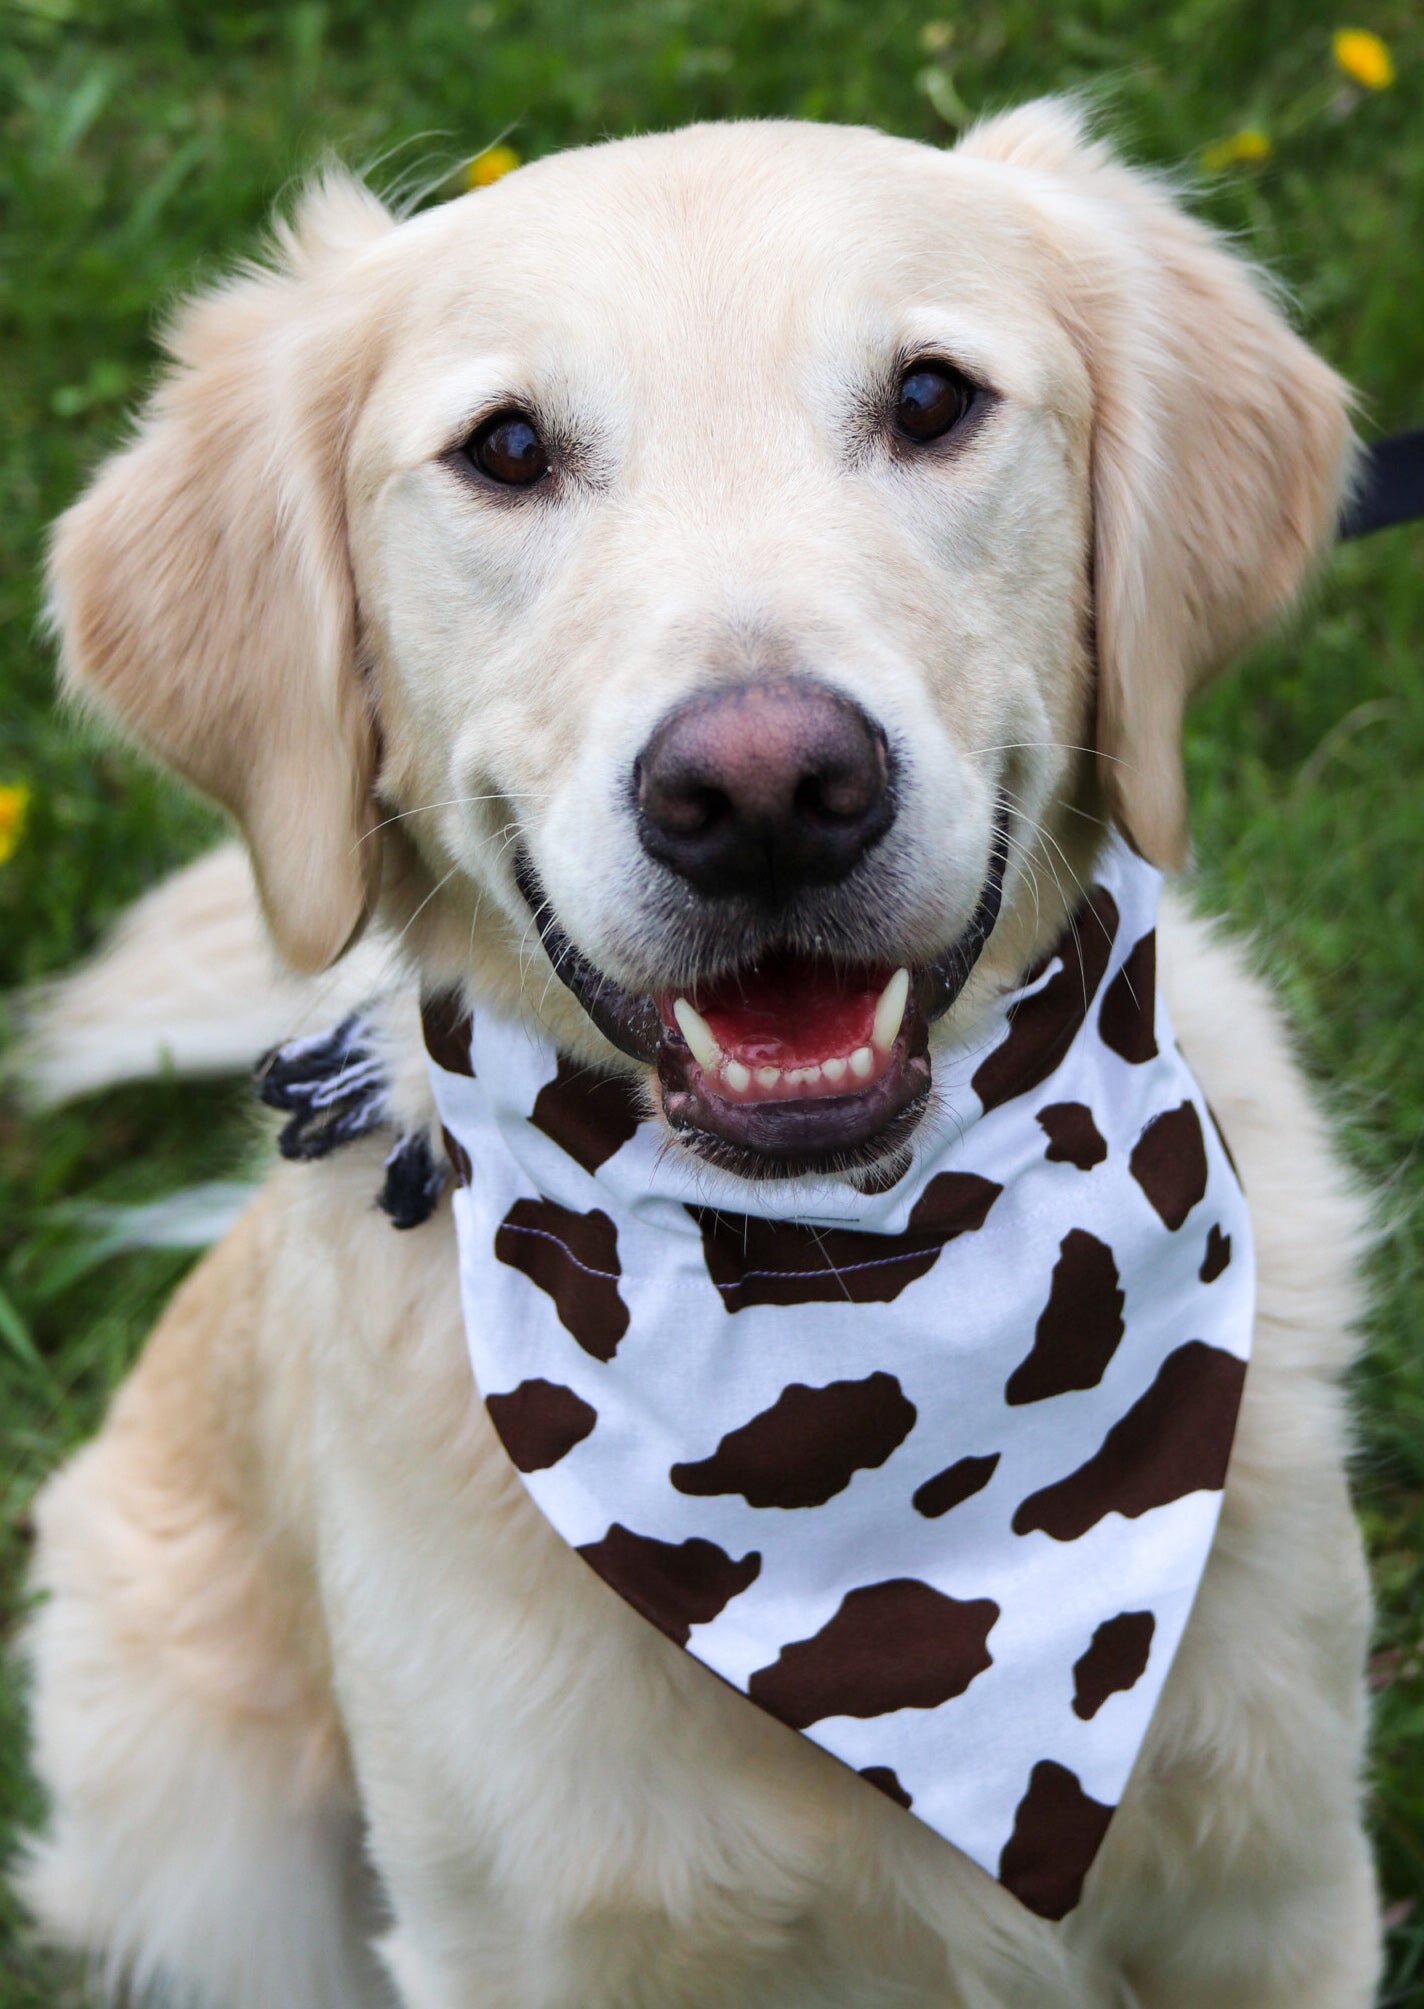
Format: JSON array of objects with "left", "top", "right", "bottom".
[
  {"left": 15, "top": 842, "right": 392, "bottom": 1106},
  {"left": 16, "top": 104, "right": 1380, "bottom": 2007}
]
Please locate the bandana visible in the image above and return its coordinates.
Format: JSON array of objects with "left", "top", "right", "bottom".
[{"left": 422, "top": 842, "right": 1253, "bottom": 1922}]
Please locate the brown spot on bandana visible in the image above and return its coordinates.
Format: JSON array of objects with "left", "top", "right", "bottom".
[
  {"left": 1129, "top": 1101, "right": 1209, "bottom": 1230},
  {"left": 690, "top": 1170, "right": 1000, "bottom": 1315},
  {"left": 998, "top": 1760, "right": 1115, "bottom": 1920},
  {"left": 904, "top": 1170, "right": 1005, "bottom": 1236},
  {"left": 747, "top": 1579, "right": 998, "bottom": 1728},
  {"left": 912, "top": 1452, "right": 1000, "bottom": 1520},
  {"left": 494, "top": 1196, "right": 629, "bottom": 1360},
  {"left": 1012, "top": 1340, "right": 1247, "bottom": 1542},
  {"left": 1037, "top": 1101, "right": 1108, "bottom": 1170},
  {"left": 1097, "top": 930, "right": 1159, "bottom": 1064},
  {"left": 440, "top": 1125, "right": 473, "bottom": 1188},
  {"left": 1071, "top": 1611, "right": 1156, "bottom": 1721},
  {"left": 422, "top": 991, "right": 475, "bottom": 1076},
  {"left": 971, "top": 889, "right": 1119, "bottom": 1112},
  {"left": 485, "top": 1378, "right": 597, "bottom": 1473},
  {"left": 531, "top": 1053, "right": 643, "bottom": 1172},
  {"left": 577, "top": 1524, "right": 761, "bottom": 1646},
  {"left": 1199, "top": 1223, "right": 1231, "bottom": 1283},
  {"left": 1005, "top": 1230, "right": 1124, "bottom": 1406},
  {"left": 859, "top": 1765, "right": 913, "bottom": 1810},
  {"left": 670, "top": 1372, "right": 917, "bottom": 1509}
]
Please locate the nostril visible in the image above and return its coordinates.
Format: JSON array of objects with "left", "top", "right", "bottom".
[
  {"left": 795, "top": 772, "right": 846, "bottom": 826},
  {"left": 666, "top": 783, "right": 731, "bottom": 838},
  {"left": 637, "top": 757, "right": 734, "bottom": 840},
  {"left": 796, "top": 761, "right": 882, "bottom": 826}
]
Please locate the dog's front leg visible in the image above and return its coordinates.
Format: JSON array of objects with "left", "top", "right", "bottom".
[{"left": 314, "top": 1265, "right": 1029, "bottom": 2009}]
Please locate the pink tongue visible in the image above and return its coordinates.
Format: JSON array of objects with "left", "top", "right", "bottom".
[{"left": 693, "top": 957, "right": 885, "bottom": 1069}]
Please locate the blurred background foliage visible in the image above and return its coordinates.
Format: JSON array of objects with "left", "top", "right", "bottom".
[{"left": 1, "top": 0, "right": 1421, "bottom": 1999}]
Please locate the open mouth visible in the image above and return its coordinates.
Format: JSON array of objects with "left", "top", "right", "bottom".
[
  {"left": 654, "top": 956, "right": 932, "bottom": 1172},
  {"left": 514, "top": 803, "right": 1008, "bottom": 1177}
]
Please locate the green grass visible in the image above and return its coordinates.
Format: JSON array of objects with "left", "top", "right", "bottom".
[{"left": 1, "top": 0, "right": 1421, "bottom": 1999}]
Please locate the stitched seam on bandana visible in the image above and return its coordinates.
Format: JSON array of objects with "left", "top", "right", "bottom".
[
  {"left": 499, "top": 1220, "right": 948, "bottom": 1288},
  {"left": 723, "top": 1247, "right": 941, "bottom": 1286},
  {"left": 499, "top": 1222, "right": 621, "bottom": 1282}
]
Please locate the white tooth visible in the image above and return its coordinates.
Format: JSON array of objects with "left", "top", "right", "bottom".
[
  {"left": 872, "top": 968, "right": 910, "bottom": 1052},
  {"left": 794, "top": 1065, "right": 822, "bottom": 1086},
  {"left": 673, "top": 998, "right": 721, "bottom": 1071},
  {"left": 755, "top": 1066, "right": 781, "bottom": 1090},
  {"left": 722, "top": 1059, "right": 751, "bottom": 1093},
  {"left": 822, "top": 1056, "right": 847, "bottom": 1083},
  {"left": 850, "top": 1045, "right": 875, "bottom": 1080}
]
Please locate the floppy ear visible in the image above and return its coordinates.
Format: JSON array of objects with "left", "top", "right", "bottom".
[
  {"left": 47, "top": 172, "right": 395, "bottom": 969},
  {"left": 960, "top": 103, "right": 1356, "bottom": 868}
]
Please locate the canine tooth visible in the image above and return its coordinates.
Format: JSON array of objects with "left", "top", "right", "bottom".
[
  {"left": 756, "top": 1066, "right": 781, "bottom": 1089},
  {"left": 672, "top": 998, "right": 721, "bottom": 1071},
  {"left": 822, "top": 1056, "right": 847, "bottom": 1083},
  {"left": 722, "top": 1059, "right": 751, "bottom": 1093},
  {"left": 872, "top": 968, "right": 910, "bottom": 1052},
  {"left": 849, "top": 1045, "right": 875, "bottom": 1080}
]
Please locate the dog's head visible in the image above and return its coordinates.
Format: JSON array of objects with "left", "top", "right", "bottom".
[{"left": 48, "top": 106, "right": 1351, "bottom": 1182}]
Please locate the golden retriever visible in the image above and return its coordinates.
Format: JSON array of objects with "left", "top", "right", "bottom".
[{"left": 16, "top": 103, "right": 1381, "bottom": 2007}]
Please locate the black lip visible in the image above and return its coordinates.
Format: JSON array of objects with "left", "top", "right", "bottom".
[
  {"left": 513, "top": 852, "right": 665, "bottom": 1066},
  {"left": 513, "top": 799, "right": 1009, "bottom": 1172}
]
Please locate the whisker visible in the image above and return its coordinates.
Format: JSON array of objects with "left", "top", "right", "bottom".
[
  {"left": 802, "top": 1222, "right": 854, "bottom": 1305},
  {"left": 1014, "top": 799, "right": 1116, "bottom": 962},
  {"left": 354, "top": 787, "right": 551, "bottom": 851},
  {"left": 997, "top": 783, "right": 1107, "bottom": 931},
  {"left": 994, "top": 825, "right": 1044, "bottom": 930},
  {"left": 971, "top": 739, "right": 1130, "bottom": 770},
  {"left": 996, "top": 789, "right": 1086, "bottom": 1011},
  {"left": 382, "top": 863, "right": 463, "bottom": 968}
]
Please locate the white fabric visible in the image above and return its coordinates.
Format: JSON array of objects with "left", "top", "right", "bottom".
[{"left": 426, "top": 845, "right": 1254, "bottom": 1917}]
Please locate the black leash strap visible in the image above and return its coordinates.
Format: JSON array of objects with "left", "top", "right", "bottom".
[{"left": 1338, "top": 427, "right": 1424, "bottom": 540}]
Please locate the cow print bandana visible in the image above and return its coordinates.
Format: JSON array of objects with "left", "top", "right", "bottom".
[{"left": 423, "top": 842, "right": 1254, "bottom": 1923}]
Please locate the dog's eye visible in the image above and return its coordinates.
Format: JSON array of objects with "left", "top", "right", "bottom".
[
  {"left": 894, "top": 362, "right": 974, "bottom": 444},
  {"left": 464, "top": 409, "right": 550, "bottom": 487}
]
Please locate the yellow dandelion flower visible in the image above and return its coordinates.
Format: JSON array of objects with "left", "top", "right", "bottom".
[
  {"left": 1333, "top": 28, "right": 1394, "bottom": 88},
  {"left": 1201, "top": 128, "right": 1273, "bottom": 173},
  {"left": 0, "top": 782, "right": 31, "bottom": 865},
  {"left": 466, "top": 144, "right": 520, "bottom": 190}
]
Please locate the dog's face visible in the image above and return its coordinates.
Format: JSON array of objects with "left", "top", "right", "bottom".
[
  {"left": 49, "top": 107, "right": 1351, "bottom": 1181},
  {"left": 351, "top": 124, "right": 1091, "bottom": 1175}
]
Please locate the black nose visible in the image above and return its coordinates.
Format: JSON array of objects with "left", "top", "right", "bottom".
[{"left": 635, "top": 678, "right": 895, "bottom": 899}]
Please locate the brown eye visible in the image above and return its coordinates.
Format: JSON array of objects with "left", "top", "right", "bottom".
[
  {"left": 895, "top": 362, "right": 974, "bottom": 443},
  {"left": 466, "top": 409, "right": 550, "bottom": 486}
]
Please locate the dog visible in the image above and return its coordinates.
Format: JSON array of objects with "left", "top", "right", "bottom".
[{"left": 15, "top": 103, "right": 1383, "bottom": 2007}]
